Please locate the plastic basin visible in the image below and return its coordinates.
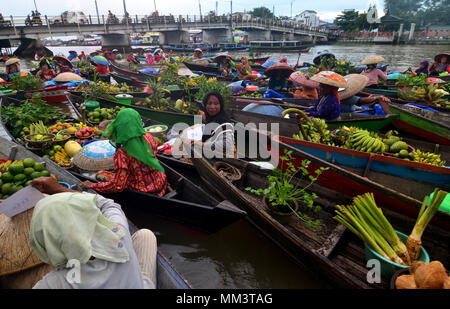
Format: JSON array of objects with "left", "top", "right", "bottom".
[
  {"left": 364, "top": 230, "right": 430, "bottom": 280},
  {"left": 84, "top": 100, "right": 100, "bottom": 111},
  {"left": 115, "top": 94, "right": 133, "bottom": 105}
]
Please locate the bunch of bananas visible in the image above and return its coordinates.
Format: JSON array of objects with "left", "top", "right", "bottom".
[
  {"left": 29, "top": 121, "right": 48, "bottom": 135},
  {"left": 0, "top": 160, "right": 22, "bottom": 173},
  {"left": 54, "top": 150, "right": 72, "bottom": 168},
  {"left": 285, "top": 109, "right": 334, "bottom": 145},
  {"left": 344, "top": 130, "right": 387, "bottom": 154},
  {"left": 410, "top": 150, "right": 446, "bottom": 167},
  {"left": 398, "top": 84, "right": 449, "bottom": 107},
  {"left": 74, "top": 122, "right": 89, "bottom": 129}
]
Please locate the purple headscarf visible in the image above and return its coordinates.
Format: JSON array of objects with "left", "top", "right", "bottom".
[{"left": 415, "top": 60, "right": 429, "bottom": 77}]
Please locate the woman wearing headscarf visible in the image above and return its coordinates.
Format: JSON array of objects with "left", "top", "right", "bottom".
[
  {"left": 54, "top": 59, "right": 73, "bottom": 74},
  {"left": 304, "top": 71, "right": 348, "bottom": 121},
  {"left": 127, "top": 52, "right": 140, "bottom": 64},
  {"left": 36, "top": 58, "right": 56, "bottom": 81},
  {"left": 80, "top": 108, "right": 167, "bottom": 195},
  {"left": 146, "top": 53, "right": 155, "bottom": 64},
  {"left": 29, "top": 177, "right": 158, "bottom": 289},
  {"left": 407, "top": 60, "right": 429, "bottom": 77},
  {"left": 194, "top": 91, "right": 235, "bottom": 158},
  {"left": 360, "top": 55, "right": 387, "bottom": 88},
  {"left": 193, "top": 48, "right": 203, "bottom": 59},
  {"left": 236, "top": 56, "right": 258, "bottom": 81},
  {"left": 429, "top": 53, "right": 450, "bottom": 76}
]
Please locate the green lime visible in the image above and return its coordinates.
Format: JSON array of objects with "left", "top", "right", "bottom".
[
  {"left": 34, "top": 163, "right": 45, "bottom": 172},
  {"left": 16, "top": 185, "right": 23, "bottom": 191},
  {"left": 8, "top": 185, "right": 17, "bottom": 195},
  {"left": 25, "top": 180, "right": 33, "bottom": 186},
  {"left": 8, "top": 164, "right": 24, "bottom": 176},
  {"left": 2, "top": 183, "right": 12, "bottom": 195},
  {"left": 0, "top": 179, "right": 2, "bottom": 187},
  {"left": 30, "top": 171, "right": 42, "bottom": 179},
  {"left": 24, "top": 167, "right": 35, "bottom": 176},
  {"left": 48, "top": 150, "right": 55, "bottom": 156},
  {"left": 2, "top": 172, "right": 14, "bottom": 183},
  {"left": 40, "top": 170, "right": 50, "bottom": 177},
  {"left": 14, "top": 174, "right": 26, "bottom": 182},
  {"left": 23, "top": 158, "right": 36, "bottom": 168}
]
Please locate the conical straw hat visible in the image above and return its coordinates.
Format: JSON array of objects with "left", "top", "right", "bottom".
[
  {"left": 264, "top": 62, "right": 295, "bottom": 78},
  {"left": 310, "top": 71, "right": 347, "bottom": 88},
  {"left": 339, "top": 74, "right": 369, "bottom": 100},
  {"left": 0, "top": 208, "right": 44, "bottom": 276},
  {"left": 55, "top": 72, "right": 84, "bottom": 82},
  {"left": 289, "top": 71, "right": 319, "bottom": 88},
  {"left": 5, "top": 58, "right": 20, "bottom": 66},
  {"left": 361, "top": 55, "right": 385, "bottom": 65}
]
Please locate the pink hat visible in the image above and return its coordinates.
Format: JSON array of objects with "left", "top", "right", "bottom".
[{"left": 289, "top": 71, "right": 319, "bottom": 89}]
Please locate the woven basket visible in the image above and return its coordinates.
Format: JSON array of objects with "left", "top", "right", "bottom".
[
  {"left": 72, "top": 140, "right": 115, "bottom": 171},
  {"left": 0, "top": 208, "right": 44, "bottom": 277},
  {"left": 24, "top": 133, "right": 55, "bottom": 148}
]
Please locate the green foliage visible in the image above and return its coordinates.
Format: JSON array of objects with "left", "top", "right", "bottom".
[
  {"left": 10, "top": 74, "right": 43, "bottom": 91},
  {"left": 194, "top": 78, "right": 232, "bottom": 108},
  {"left": 81, "top": 74, "right": 117, "bottom": 102},
  {"left": 146, "top": 78, "right": 171, "bottom": 109},
  {"left": 395, "top": 73, "right": 429, "bottom": 86},
  {"left": 384, "top": 0, "right": 450, "bottom": 28},
  {"left": 1, "top": 94, "right": 68, "bottom": 137},
  {"left": 246, "top": 150, "right": 327, "bottom": 230},
  {"left": 248, "top": 7, "right": 274, "bottom": 19}
]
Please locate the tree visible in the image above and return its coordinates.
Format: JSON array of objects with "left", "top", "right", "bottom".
[
  {"left": 248, "top": 7, "right": 274, "bottom": 19},
  {"left": 334, "top": 10, "right": 360, "bottom": 32}
]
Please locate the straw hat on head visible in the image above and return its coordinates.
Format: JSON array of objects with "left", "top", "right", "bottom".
[
  {"left": 55, "top": 72, "right": 83, "bottom": 83},
  {"left": 338, "top": 74, "right": 369, "bottom": 100},
  {"left": 289, "top": 71, "right": 319, "bottom": 89},
  {"left": 434, "top": 52, "right": 450, "bottom": 64},
  {"left": 361, "top": 55, "right": 385, "bottom": 65},
  {"left": 310, "top": 71, "right": 347, "bottom": 88},
  {"left": 264, "top": 62, "right": 295, "bottom": 78},
  {"left": 5, "top": 58, "right": 20, "bottom": 67}
]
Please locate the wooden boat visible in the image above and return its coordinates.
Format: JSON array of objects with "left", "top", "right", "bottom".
[
  {"left": 12, "top": 85, "right": 70, "bottom": 104},
  {"left": 66, "top": 92, "right": 197, "bottom": 127},
  {"left": 0, "top": 136, "right": 191, "bottom": 289},
  {"left": 189, "top": 152, "right": 450, "bottom": 288},
  {"left": 389, "top": 103, "right": 450, "bottom": 146},
  {"left": 228, "top": 97, "right": 399, "bottom": 132},
  {"left": 110, "top": 63, "right": 159, "bottom": 80},
  {"left": 79, "top": 71, "right": 111, "bottom": 83},
  {"left": 183, "top": 62, "right": 219, "bottom": 74},
  {"left": 0, "top": 97, "right": 245, "bottom": 234}
]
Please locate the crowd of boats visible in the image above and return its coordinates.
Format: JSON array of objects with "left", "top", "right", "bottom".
[{"left": 0, "top": 46, "right": 449, "bottom": 289}]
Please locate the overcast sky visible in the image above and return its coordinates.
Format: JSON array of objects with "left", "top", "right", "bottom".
[{"left": 2, "top": 0, "right": 386, "bottom": 22}]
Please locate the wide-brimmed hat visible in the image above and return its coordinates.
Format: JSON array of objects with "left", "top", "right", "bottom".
[
  {"left": 53, "top": 56, "right": 73, "bottom": 68},
  {"left": 434, "top": 52, "right": 450, "bottom": 64},
  {"left": 69, "top": 50, "right": 77, "bottom": 54},
  {"left": 5, "top": 58, "right": 20, "bottom": 66},
  {"left": 91, "top": 55, "right": 109, "bottom": 66},
  {"left": 194, "top": 48, "right": 203, "bottom": 53},
  {"left": 264, "top": 62, "right": 295, "bottom": 78},
  {"left": 361, "top": 55, "right": 385, "bottom": 65},
  {"left": 311, "top": 71, "right": 347, "bottom": 88},
  {"left": 313, "top": 51, "right": 335, "bottom": 65},
  {"left": 289, "top": 71, "right": 319, "bottom": 89},
  {"left": 55, "top": 72, "right": 84, "bottom": 82},
  {"left": 338, "top": 74, "right": 369, "bottom": 100},
  {"left": 214, "top": 53, "right": 232, "bottom": 63}
]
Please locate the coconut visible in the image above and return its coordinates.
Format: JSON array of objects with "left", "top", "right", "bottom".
[
  {"left": 396, "top": 275, "right": 417, "bottom": 289},
  {"left": 414, "top": 261, "right": 448, "bottom": 289},
  {"left": 443, "top": 276, "right": 450, "bottom": 289},
  {"left": 410, "top": 261, "right": 426, "bottom": 275}
]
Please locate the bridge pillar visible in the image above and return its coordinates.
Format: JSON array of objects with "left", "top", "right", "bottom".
[
  {"left": 202, "top": 28, "right": 232, "bottom": 44},
  {"left": 245, "top": 30, "right": 271, "bottom": 42},
  {"left": 13, "top": 38, "right": 53, "bottom": 59},
  {"left": 101, "top": 33, "right": 131, "bottom": 52},
  {"left": 159, "top": 31, "right": 190, "bottom": 45}
]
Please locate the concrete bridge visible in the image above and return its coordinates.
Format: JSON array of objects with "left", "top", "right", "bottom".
[{"left": 0, "top": 14, "right": 334, "bottom": 52}]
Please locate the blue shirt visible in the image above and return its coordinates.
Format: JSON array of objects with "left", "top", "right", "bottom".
[
  {"left": 268, "top": 77, "right": 287, "bottom": 91},
  {"left": 306, "top": 95, "right": 340, "bottom": 120},
  {"left": 340, "top": 95, "right": 361, "bottom": 113}
]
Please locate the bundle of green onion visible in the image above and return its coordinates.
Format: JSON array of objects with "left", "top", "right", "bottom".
[
  {"left": 334, "top": 192, "right": 410, "bottom": 265},
  {"left": 334, "top": 189, "right": 447, "bottom": 266}
]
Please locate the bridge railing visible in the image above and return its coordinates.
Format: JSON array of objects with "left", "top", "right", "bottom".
[{"left": 0, "top": 14, "right": 332, "bottom": 35}]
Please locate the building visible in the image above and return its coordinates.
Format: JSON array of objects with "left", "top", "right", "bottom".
[{"left": 295, "top": 10, "right": 321, "bottom": 28}]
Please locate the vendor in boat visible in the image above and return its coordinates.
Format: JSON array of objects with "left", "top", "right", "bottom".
[
  {"left": 67, "top": 50, "right": 78, "bottom": 61},
  {"left": 29, "top": 177, "right": 158, "bottom": 289},
  {"left": 265, "top": 62, "right": 295, "bottom": 92},
  {"left": 80, "top": 108, "right": 167, "bottom": 195},
  {"left": 360, "top": 55, "right": 387, "bottom": 88},
  {"left": 304, "top": 71, "right": 348, "bottom": 121},
  {"left": 236, "top": 56, "right": 258, "bottom": 81},
  {"left": 153, "top": 49, "right": 164, "bottom": 63},
  {"left": 429, "top": 53, "right": 450, "bottom": 76},
  {"left": 53, "top": 57, "right": 73, "bottom": 74},
  {"left": 103, "top": 50, "right": 115, "bottom": 64},
  {"left": 339, "top": 74, "right": 392, "bottom": 115},
  {"left": 288, "top": 71, "right": 319, "bottom": 100},
  {"left": 193, "top": 91, "right": 235, "bottom": 158},
  {"left": 406, "top": 60, "right": 429, "bottom": 77},
  {"left": 313, "top": 51, "right": 336, "bottom": 70},
  {"left": 78, "top": 51, "right": 86, "bottom": 61},
  {"left": 127, "top": 52, "right": 140, "bottom": 64},
  {"left": 36, "top": 58, "right": 56, "bottom": 82},
  {"left": 4, "top": 58, "right": 27, "bottom": 80},
  {"left": 193, "top": 48, "right": 203, "bottom": 59},
  {"left": 215, "top": 54, "right": 233, "bottom": 77},
  {"left": 146, "top": 53, "right": 155, "bottom": 64}
]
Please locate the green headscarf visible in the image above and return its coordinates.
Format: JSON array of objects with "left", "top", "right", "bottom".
[
  {"left": 29, "top": 193, "right": 130, "bottom": 269},
  {"left": 102, "top": 108, "right": 164, "bottom": 173}
]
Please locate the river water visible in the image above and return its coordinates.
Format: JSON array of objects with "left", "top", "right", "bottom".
[{"left": 2, "top": 44, "right": 448, "bottom": 288}]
